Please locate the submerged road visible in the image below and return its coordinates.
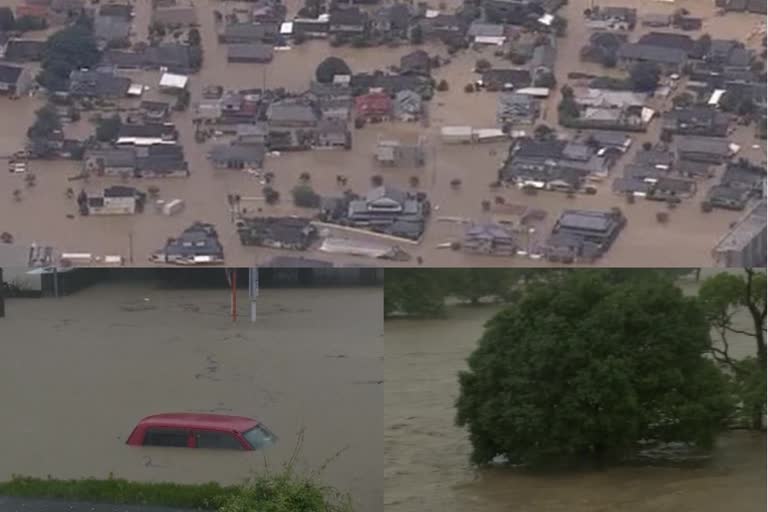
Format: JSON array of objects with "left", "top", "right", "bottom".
[{"left": 0, "top": 497, "right": 202, "bottom": 512}]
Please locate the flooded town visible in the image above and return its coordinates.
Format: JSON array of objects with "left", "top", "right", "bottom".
[
  {"left": 0, "top": 0, "right": 764, "bottom": 268},
  {"left": 0, "top": 268, "right": 383, "bottom": 512},
  {"left": 384, "top": 269, "right": 766, "bottom": 512}
]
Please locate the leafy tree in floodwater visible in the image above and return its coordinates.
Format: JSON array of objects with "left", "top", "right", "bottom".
[
  {"left": 384, "top": 269, "right": 446, "bottom": 318},
  {"left": 456, "top": 271, "right": 733, "bottom": 467},
  {"left": 699, "top": 269, "right": 767, "bottom": 430}
]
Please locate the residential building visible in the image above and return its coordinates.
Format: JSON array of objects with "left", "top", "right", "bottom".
[
  {"left": 393, "top": 90, "right": 422, "bottom": 121},
  {"left": 546, "top": 208, "right": 627, "bottom": 262},
  {"left": 81, "top": 186, "right": 146, "bottom": 216},
  {"left": 637, "top": 32, "right": 696, "bottom": 56},
  {"left": 0, "top": 63, "right": 33, "bottom": 95},
  {"left": 372, "top": 2, "right": 412, "bottom": 37},
  {"left": 616, "top": 43, "right": 688, "bottom": 73},
  {"left": 374, "top": 139, "right": 426, "bottom": 167},
  {"left": 329, "top": 7, "right": 368, "bottom": 35},
  {"left": 209, "top": 143, "right": 266, "bottom": 169},
  {"left": 676, "top": 136, "right": 732, "bottom": 163},
  {"left": 117, "top": 123, "right": 177, "bottom": 146},
  {"left": 84, "top": 148, "right": 137, "bottom": 176},
  {"left": 355, "top": 91, "right": 392, "bottom": 121},
  {"left": 707, "top": 185, "right": 752, "bottom": 210},
  {"left": 314, "top": 120, "right": 351, "bottom": 149},
  {"left": 152, "top": 6, "right": 198, "bottom": 27},
  {"left": 219, "top": 22, "right": 279, "bottom": 44},
  {"left": 335, "top": 186, "right": 429, "bottom": 240},
  {"left": 226, "top": 43, "right": 274, "bottom": 63},
  {"left": 464, "top": 223, "right": 518, "bottom": 256},
  {"left": 266, "top": 101, "right": 318, "bottom": 127},
  {"left": 662, "top": 108, "right": 730, "bottom": 137},
  {"left": 497, "top": 92, "right": 540, "bottom": 125},
  {"left": 68, "top": 70, "right": 131, "bottom": 99},
  {"left": 153, "top": 223, "right": 224, "bottom": 265},
  {"left": 712, "top": 201, "right": 767, "bottom": 267},
  {"left": 2, "top": 39, "right": 45, "bottom": 62},
  {"left": 585, "top": 6, "right": 636, "bottom": 31},
  {"left": 481, "top": 68, "right": 532, "bottom": 91},
  {"left": 641, "top": 13, "right": 671, "bottom": 27},
  {"left": 399, "top": 50, "right": 431, "bottom": 76},
  {"left": 94, "top": 14, "right": 132, "bottom": 45},
  {"left": 237, "top": 217, "right": 318, "bottom": 250}
]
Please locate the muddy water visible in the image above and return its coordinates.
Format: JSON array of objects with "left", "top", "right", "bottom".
[
  {"left": 0, "top": 0, "right": 764, "bottom": 266},
  {"left": 384, "top": 273, "right": 766, "bottom": 512},
  {"left": 0, "top": 282, "right": 383, "bottom": 512}
]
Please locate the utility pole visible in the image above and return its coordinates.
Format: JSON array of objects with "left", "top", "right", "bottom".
[
  {"left": 0, "top": 267, "right": 5, "bottom": 318},
  {"left": 128, "top": 232, "right": 134, "bottom": 265},
  {"left": 249, "top": 267, "right": 259, "bottom": 323},
  {"left": 231, "top": 268, "right": 238, "bottom": 322}
]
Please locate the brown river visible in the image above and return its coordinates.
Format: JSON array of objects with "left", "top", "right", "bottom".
[
  {"left": 384, "top": 271, "right": 766, "bottom": 512},
  {"left": 0, "top": 0, "right": 764, "bottom": 266},
  {"left": 0, "top": 281, "right": 383, "bottom": 512}
]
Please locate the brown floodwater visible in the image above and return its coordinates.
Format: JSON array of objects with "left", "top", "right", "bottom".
[
  {"left": 0, "top": 280, "right": 383, "bottom": 512},
  {"left": 0, "top": 0, "right": 764, "bottom": 266},
  {"left": 384, "top": 271, "right": 766, "bottom": 512}
]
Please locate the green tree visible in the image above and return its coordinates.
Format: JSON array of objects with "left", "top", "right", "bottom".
[
  {"left": 187, "top": 28, "right": 201, "bottom": 46},
  {"left": 315, "top": 57, "right": 351, "bottom": 84},
  {"left": 456, "top": 272, "right": 733, "bottom": 467},
  {"left": 384, "top": 269, "right": 446, "bottom": 318},
  {"left": 629, "top": 62, "right": 661, "bottom": 92},
  {"left": 38, "top": 24, "right": 100, "bottom": 91},
  {"left": 95, "top": 115, "right": 122, "bottom": 142},
  {"left": 698, "top": 269, "right": 766, "bottom": 429},
  {"left": 291, "top": 184, "right": 321, "bottom": 208},
  {"left": 410, "top": 24, "right": 424, "bottom": 45},
  {"left": 27, "top": 104, "right": 61, "bottom": 139}
]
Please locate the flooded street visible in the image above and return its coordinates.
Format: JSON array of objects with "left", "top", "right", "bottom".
[
  {"left": 0, "top": 0, "right": 764, "bottom": 265},
  {"left": 384, "top": 272, "right": 766, "bottom": 512},
  {"left": 0, "top": 282, "right": 383, "bottom": 512}
]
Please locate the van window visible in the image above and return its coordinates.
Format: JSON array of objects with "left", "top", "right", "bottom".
[
  {"left": 143, "top": 428, "right": 189, "bottom": 447},
  {"left": 194, "top": 430, "right": 243, "bottom": 450}
]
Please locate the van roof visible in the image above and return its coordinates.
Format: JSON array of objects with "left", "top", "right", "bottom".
[{"left": 138, "top": 413, "right": 259, "bottom": 432}]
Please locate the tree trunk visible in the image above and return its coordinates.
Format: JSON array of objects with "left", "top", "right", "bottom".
[{"left": 745, "top": 269, "right": 766, "bottom": 372}]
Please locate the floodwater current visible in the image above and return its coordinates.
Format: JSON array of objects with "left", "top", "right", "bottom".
[{"left": 0, "top": 281, "right": 383, "bottom": 512}]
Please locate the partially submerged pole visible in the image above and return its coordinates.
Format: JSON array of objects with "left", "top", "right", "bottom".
[
  {"left": 0, "top": 267, "right": 5, "bottom": 318},
  {"left": 249, "top": 267, "right": 259, "bottom": 323},
  {"left": 231, "top": 268, "right": 238, "bottom": 322}
]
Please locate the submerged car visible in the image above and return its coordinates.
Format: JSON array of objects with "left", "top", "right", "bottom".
[{"left": 126, "top": 413, "right": 276, "bottom": 451}]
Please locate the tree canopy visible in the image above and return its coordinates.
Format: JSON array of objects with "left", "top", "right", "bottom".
[
  {"left": 384, "top": 269, "right": 446, "bottom": 318},
  {"left": 698, "top": 269, "right": 766, "bottom": 429},
  {"left": 38, "top": 23, "right": 100, "bottom": 91},
  {"left": 456, "top": 271, "right": 732, "bottom": 467},
  {"left": 629, "top": 62, "right": 661, "bottom": 92},
  {"left": 95, "top": 115, "right": 122, "bottom": 143},
  {"left": 315, "top": 57, "right": 351, "bottom": 84}
]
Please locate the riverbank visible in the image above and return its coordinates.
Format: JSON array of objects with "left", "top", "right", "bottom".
[{"left": 0, "top": 472, "right": 351, "bottom": 512}]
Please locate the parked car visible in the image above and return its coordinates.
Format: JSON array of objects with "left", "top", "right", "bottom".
[{"left": 126, "top": 413, "right": 276, "bottom": 451}]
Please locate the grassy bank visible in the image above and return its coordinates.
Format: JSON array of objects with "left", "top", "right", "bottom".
[{"left": 0, "top": 471, "right": 353, "bottom": 512}]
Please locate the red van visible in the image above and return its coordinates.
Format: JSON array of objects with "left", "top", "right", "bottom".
[{"left": 126, "top": 413, "right": 276, "bottom": 451}]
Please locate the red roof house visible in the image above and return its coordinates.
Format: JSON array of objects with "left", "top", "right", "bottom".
[{"left": 355, "top": 91, "right": 392, "bottom": 121}]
